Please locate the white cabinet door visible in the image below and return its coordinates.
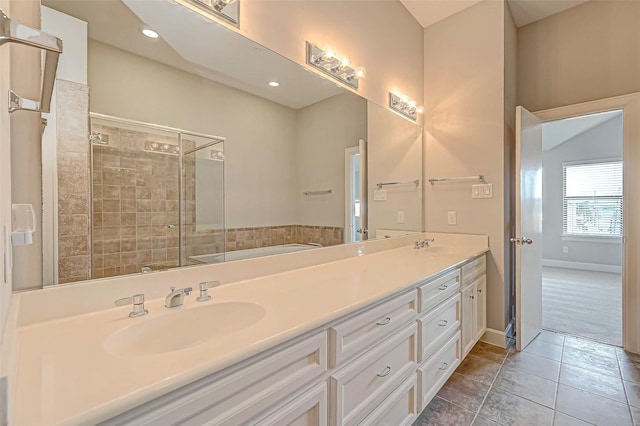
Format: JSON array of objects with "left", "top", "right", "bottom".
[
  {"left": 475, "top": 275, "right": 487, "bottom": 341},
  {"left": 460, "top": 284, "right": 476, "bottom": 357}
]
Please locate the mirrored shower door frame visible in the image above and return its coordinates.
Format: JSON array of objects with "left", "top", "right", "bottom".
[{"left": 42, "top": 112, "right": 225, "bottom": 286}]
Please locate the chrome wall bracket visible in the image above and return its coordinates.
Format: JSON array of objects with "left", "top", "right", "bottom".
[{"left": 0, "top": 8, "right": 63, "bottom": 114}]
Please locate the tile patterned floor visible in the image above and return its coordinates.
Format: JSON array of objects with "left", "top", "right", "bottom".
[{"left": 414, "top": 331, "right": 640, "bottom": 425}]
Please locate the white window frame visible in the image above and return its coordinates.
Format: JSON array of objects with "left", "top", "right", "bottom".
[{"left": 561, "top": 158, "right": 623, "bottom": 241}]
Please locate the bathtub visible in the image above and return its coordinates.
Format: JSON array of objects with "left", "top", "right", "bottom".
[{"left": 188, "top": 243, "right": 319, "bottom": 264}]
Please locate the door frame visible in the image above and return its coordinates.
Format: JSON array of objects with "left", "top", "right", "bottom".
[
  {"left": 533, "top": 92, "right": 640, "bottom": 352},
  {"left": 344, "top": 146, "right": 360, "bottom": 243}
]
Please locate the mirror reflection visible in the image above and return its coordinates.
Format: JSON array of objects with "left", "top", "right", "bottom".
[{"left": 38, "top": 0, "right": 423, "bottom": 285}]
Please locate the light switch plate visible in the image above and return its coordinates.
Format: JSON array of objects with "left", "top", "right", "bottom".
[
  {"left": 373, "top": 189, "right": 387, "bottom": 201},
  {"left": 472, "top": 184, "right": 493, "bottom": 199},
  {"left": 397, "top": 211, "right": 405, "bottom": 224},
  {"left": 447, "top": 211, "right": 457, "bottom": 225}
]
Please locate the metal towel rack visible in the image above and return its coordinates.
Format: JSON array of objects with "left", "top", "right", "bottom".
[
  {"left": 0, "top": 8, "right": 63, "bottom": 114},
  {"left": 428, "top": 175, "right": 485, "bottom": 185},
  {"left": 376, "top": 180, "right": 420, "bottom": 190},
  {"left": 303, "top": 189, "right": 332, "bottom": 195}
]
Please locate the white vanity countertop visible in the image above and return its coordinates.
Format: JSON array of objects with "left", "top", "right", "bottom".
[{"left": 9, "top": 234, "right": 488, "bottom": 425}]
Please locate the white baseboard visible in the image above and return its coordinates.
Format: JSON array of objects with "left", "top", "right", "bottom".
[
  {"left": 480, "top": 327, "right": 509, "bottom": 348},
  {"left": 542, "top": 259, "right": 622, "bottom": 274}
]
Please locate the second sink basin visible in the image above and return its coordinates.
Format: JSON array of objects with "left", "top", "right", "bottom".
[{"left": 105, "top": 302, "right": 266, "bottom": 357}]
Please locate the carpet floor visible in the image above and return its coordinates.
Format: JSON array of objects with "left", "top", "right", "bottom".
[{"left": 542, "top": 266, "right": 622, "bottom": 346}]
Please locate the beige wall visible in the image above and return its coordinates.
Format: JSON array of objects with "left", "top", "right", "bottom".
[
  {"left": 424, "top": 0, "right": 509, "bottom": 332},
  {"left": 239, "top": 1, "right": 424, "bottom": 117},
  {"left": 518, "top": 0, "right": 640, "bottom": 112},
  {"left": 89, "top": 40, "right": 299, "bottom": 229},
  {"left": 368, "top": 102, "right": 423, "bottom": 234},
  {"left": 295, "top": 93, "right": 367, "bottom": 228}
]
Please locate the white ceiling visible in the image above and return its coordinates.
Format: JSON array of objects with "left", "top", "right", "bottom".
[
  {"left": 542, "top": 110, "right": 622, "bottom": 151},
  {"left": 43, "top": 0, "right": 345, "bottom": 110},
  {"left": 400, "top": 0, "right": 590, "bottom": 28}
]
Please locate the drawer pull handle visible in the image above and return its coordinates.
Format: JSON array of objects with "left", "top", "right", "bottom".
[
  {"left": 439, "top": 362, "right": 448, "bottom": 371},
  {"left": 377, "top": 366, "right": 392, "bottom": 377},
  {"left": 437, "top": 320, "right": 448, "bottom": 327},
  {"left": 438, "top": 285, "right": 448, "bottom": 291},
  {"left": 376, "top": 317, "right": 391, "bottom": 326}
]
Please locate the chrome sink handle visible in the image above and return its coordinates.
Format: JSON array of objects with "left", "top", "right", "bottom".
[
  {"left": 165, "top": 287, "right": 193, "bottom": 308},
  {"left": 197, "top": 280, "right": 221, "bottom": 302},
  {"left": 114, "top": 294, "right": 148, "bottom": 318}
]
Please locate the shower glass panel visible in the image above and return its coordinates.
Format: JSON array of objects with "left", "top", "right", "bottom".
[
  {"left": 181, "top": 134, "right": 225, "bottom": 266},
  {"left": 87, "top": 115, "right": 225, "bottom": 280}
]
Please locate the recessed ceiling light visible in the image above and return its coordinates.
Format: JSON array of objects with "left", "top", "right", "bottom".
[
  {"left": 141, "top": 28, "right": 159, "bottom": 39},
  {"left": 268, "top": 81, "right": 280, "bottom": 87}
]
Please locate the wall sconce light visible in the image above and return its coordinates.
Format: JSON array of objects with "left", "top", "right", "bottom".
[
  {"left": 306, "top": 42, "right": 365, "bottom": 90},
  {"left": 177, "top": 0, "right": 239, "bottom": 26},
  {"left": 389, "top": 92, "right": 423, "bottom": 121}
]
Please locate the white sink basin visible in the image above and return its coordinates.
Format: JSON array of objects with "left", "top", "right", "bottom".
[{"left": 105, "top": 302, "right": 266, "bottom": 356}]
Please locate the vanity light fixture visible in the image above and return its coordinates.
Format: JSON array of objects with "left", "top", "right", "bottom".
[
  {"left": 268, "top": 81, "right": 280, "bottom": 87},
  {"left": 306, "top": 42, "right": 365, "bottom": 90},
  {"left": 178, "top": 0, "right": 240, "bottom": 27},
  {"left": 141, "top": 28, "right": 159, "bottom": 39},
  {"left": 389, "top": 92, "right": 423, "bottom": 121}
]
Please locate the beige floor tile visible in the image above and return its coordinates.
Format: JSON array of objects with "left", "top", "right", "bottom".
[
  {"left": 559, "top": 363, "right": 626, "bottom": 403},
  {"left": 493, "top": 365, "right": 558, "bottom": 408},
  {"left": 538, "top": 330, "right": 565, "bottom": 346},
  {"left": 437, "top": 372, "right": 490, "bottom": 412},
  {"left": 617, "top": 348, "right": 640, "bottom": 365},
  {"left": 564, "top": 336, "right": 618, "bottom": 358},
  {"left": 524, "top": 339, "right": 564, "bottom": 361},
  {"left": 470, "top": 341, "right": 510, "bottom": 363},
  {"left": 478, "top": 388, "right": 554, "bottom": 426},
  {"left": 556, "top": 383, "right": 632, "bottom": 426},
  {"left": 562, "top": 346, "right": 621, "bottom": 378},
  {"left": 621, "top": 362, "right": 640, "bottom": 384},
  {"left": 505, "top": 350, "right": 561, "bottom": 381},
  {"left": 553, "top": 412, "right": 594, "bottom": 426},
  {"left": 455, "top": 353, "right": 503, "bottom": 384},
  {"left": 413, "top": 396, "right": 475, "bottom": 426},
  {"left": 472, "top": 415, "right": 501, "bottom": 425},
  {"left": 625, "top": 381, "right": 640, "bottom": 408},
  {"left": 631, "top": 406, "right": 640, "bottom": 426}
]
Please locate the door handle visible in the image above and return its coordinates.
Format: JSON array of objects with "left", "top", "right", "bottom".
[{"left": 510, "top": 237, "right": 533, "bottom": 245}]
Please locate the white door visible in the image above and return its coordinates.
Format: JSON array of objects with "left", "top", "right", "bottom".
[
  {"left": 515, "top": 106, "right": 543, "bottom": 351},
  {"left": 344, "top": 140, "right": 368, "bottom": 243}
]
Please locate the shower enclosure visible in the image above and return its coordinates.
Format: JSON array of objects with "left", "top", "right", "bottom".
[{"left": 87, "top": 114, "right": 224, "bottom": 280}]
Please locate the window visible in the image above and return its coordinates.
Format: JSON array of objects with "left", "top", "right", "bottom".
[{"left": 563, "top": 160, "right": 622, "bottom": 237}]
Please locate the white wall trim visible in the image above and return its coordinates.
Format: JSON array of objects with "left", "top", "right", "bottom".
[
  {"left": 480, "top": 327, "right": 509, "bottom": 348},
  {"left": 542, "top": 259, "right": 622, "bottom": 274}
]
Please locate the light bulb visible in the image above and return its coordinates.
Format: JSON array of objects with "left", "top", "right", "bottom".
[
  {"left": 354, "top": 66, "right": 366, "bottom": 79},
  {"left": 416, "top": 106, "right": 424, "bottom": 114},
  {"left": 341, "top": 58, "right": 350, "bottom": 68},
  {"left": 401, "top": 95, "right": 409, "bottom": 104},
  {"left": 141, "top": 28, "right": 159, "bottom": 39},
  {"left": 324, "top": 50, "right": 335, "bottom": 61},
  {"left": 408, "top": 100, "right": 417, "bottom": 109},
  {"left": 268, "top": 81, "right": 280, "bottom": 87}
]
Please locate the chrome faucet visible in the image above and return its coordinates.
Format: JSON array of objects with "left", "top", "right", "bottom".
[
  {"left": 414, "top": 238, "right": 436, "bottom": 249},
  {"left": 165, "top": 286, "right": 192, "bottom": 308},
  {"left": 114, "top": 294, "right": 148, "bottom": 318}
]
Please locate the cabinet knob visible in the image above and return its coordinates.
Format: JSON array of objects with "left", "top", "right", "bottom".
[
  {"left": 470, "top": 295, "right": 475, "bottom": 300},
  {"left": 478, "top": 289, "right": 482, "bottom": 293}
]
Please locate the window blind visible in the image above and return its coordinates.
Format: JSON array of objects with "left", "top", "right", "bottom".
[{"left": 563, "top": 160, "right": 622, "bottom": 237}]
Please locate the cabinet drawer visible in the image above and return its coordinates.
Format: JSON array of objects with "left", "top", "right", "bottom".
[
  {"left": 417, "top": 331, "right": 461, "bottom": 411},
  {"left": 328, "top": 291, "right": 417, "bottom": 367},
  {"left": 418, "top": 293, "right": 460, "bottom": 362},
  {"left": 109, "top": 332, "right": 327, "bottom": 426},
  {"left": 417, "top": 269, "right": 460, "bottom": 313},
  {"left": 330, "top": 323, "right": 417, "bottom": 426},
  {"left": 461, "top": 255, "right": 486, "bottom": 285},
  {"left": 256, "top": 383, "right": 327, "bottom": 426},
  {"left": 359, "top": 375, "right": 417, "bottom": 426}
]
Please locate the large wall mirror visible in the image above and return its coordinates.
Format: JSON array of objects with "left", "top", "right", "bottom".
[{"left": 33, "top": 0, "right": 423, "bottom": 286}]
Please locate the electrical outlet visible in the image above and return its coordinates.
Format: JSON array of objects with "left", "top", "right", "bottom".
[
  {"left": 563, "top": 246, "right": 569, "bottom": 254},
  {"left": 373, "top": 189, "right": 387, "bottom": 201},
  {"left": 472, "top": 184, "right": 493, "bottom": 199},
  {"left": 447, "top": 211, "right": 457, "bottom": 225},
  {"left": 397, "top": 210, "right": 405, "bottom": 224}
]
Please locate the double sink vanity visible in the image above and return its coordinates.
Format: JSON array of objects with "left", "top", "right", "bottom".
[{"left": 3, "top": 233, "right": 488, "bottom": 425}]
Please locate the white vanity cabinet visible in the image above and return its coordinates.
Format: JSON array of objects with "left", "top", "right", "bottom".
[{"left": 460, "top": 255, "right": 487, "bottom": 357}]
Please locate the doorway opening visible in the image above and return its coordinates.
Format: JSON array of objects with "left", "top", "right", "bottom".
[{"left": 541, "top": 110, "right": 623, "bottom": 346}]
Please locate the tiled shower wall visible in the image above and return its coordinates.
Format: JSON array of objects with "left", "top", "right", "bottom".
[
  {"left": 91, "top": 125, "right": 180, "bottom": 278},
  {"left": 57, "top": 80, "right": 91, "bottom": 284}
]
